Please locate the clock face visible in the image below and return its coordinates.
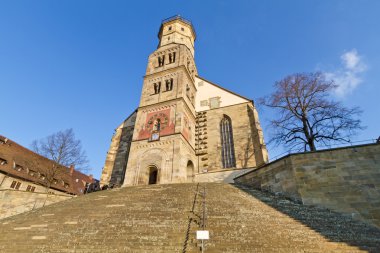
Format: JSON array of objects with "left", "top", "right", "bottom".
[
  {"left": 151, "top": 132, "right": 160, "bottom": 141},
  {"left": 147, "top": 112, "right": 169, "bottom": 131}
]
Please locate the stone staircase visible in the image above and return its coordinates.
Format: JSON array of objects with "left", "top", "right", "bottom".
[{"left": 0, "top": 183, "right": 379, "bottom": 253}]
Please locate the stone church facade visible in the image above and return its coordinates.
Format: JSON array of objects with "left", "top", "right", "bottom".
[{"left": 100, "top": 16, "right": 268, "bottom": 187}]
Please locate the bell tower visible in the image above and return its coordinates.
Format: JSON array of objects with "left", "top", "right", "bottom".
[
  {"left": 123, "top": 16, "right": 198, "bottom": 186},
  {"left": 157, "top": 15, "right": 196, "bottom": 56}
]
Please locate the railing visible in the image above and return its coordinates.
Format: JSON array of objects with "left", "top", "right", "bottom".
[
  {"left": 161, "top": 15, "right": 196, "bottom": 37},
  {"left": 182, "top": 183, "right": 199, "bottom": 253},
  {"left": 182, "top": 183, "right": 208, "bottom": 253},
  {"left": 199, "top": 185, "right": 207, "bottom": 253},
  {"left": 162, "top": 15, "right": 192, "bottom": 26},
  {"left": 268, "top": 139, "right": 378, "bottom": 163}
]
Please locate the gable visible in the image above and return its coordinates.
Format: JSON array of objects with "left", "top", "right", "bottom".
[{"left": 195, "top": 76, "right": 250, "bottom": 112}]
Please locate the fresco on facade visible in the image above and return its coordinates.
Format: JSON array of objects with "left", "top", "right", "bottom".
[{"left": 137, "top": 108, "right": 175, "bottom": 140}]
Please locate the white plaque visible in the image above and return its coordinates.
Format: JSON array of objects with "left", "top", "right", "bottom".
[{"left": 196, "top": 230, "right": 209, "bottom": 240}]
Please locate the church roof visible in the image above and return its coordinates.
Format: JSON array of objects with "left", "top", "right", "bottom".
[{"left": 196, "top": 75, "right": 253, "bottom": 103}]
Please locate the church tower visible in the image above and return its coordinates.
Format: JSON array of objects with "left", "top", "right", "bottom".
[
  {"left": 100, "top": 16, "right": 269, "bottom": 188},
  {"left": 122, "top": 16, "right": 198, "bottom": 186}
]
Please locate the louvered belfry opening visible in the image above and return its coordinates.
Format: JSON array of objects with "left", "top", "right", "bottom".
[{"left": 220, "top": 115, "right": 236, "bottom": 168}]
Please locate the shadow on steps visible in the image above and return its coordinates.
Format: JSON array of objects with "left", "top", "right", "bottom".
[{"left": 232, "top": 183, "right": 380, "bottom": 253}]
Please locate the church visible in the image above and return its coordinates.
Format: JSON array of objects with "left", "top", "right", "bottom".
[{"left": 100, "top": 16, "right": 268, "bottom": 188}]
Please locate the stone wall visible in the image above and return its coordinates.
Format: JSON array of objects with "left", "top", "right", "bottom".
[
  {"left": 100, "top": 111, "right": 136, "bottom": 187},
  {"left": 234, "top": 143, "right": 380, "bottom": 227},
  {"left": 0, "top": 172, "right": 70, "bottom": 195},
  {"left": 0, "top": 189, "right": 72, "bottom": 219},
  {"left": 194, "top": 168, "right": 253, "bottom": 183},
  {"left": 196, "top": 102, "right": 268, "bottom": 173}
]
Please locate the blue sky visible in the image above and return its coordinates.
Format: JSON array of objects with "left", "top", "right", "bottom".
[{"left": 1, "top": 1, "right": 379, "bottom": 178}]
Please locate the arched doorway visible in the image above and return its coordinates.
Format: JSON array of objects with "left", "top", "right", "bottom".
[
  {"left": 186, "top": 160, "right": 194, "bottom": 182},
  {"left": 148, "top": 166, "right": 158, "bottom": 185}
]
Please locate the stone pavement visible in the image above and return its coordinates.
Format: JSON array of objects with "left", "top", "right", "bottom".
[{"left": 0, "top": 183, "right": 379, "bottom": 252}]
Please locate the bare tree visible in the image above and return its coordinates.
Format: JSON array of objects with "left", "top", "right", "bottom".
[
  {"left": 24, "top": 158, "right": 70, "bottom": 205},
  {"left": 260, "top": 72, "right": 364, "bottom": 152},
  {"left": 31, "top": 129, "right": 89, "bottom": 172}
]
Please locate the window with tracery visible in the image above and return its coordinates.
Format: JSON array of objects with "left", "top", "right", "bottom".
[{"left": 220, "top": 115, "right": 236, "bottom": 168}]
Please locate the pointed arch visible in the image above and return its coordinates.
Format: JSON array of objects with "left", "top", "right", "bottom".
[{"left": 220, "top": 115, "right": 236, "bottom": 168}]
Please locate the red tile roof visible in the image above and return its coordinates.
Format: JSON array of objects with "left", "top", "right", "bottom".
[{"left": 0, "top": 135, "right": 94, "bottom": 195}]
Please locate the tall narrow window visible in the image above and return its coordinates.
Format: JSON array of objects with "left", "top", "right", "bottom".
[
  {"left": 169, "top": 52, "right": 176, "bottom": 63},
  {"left": 158, "top": 56, "right": 165, "bottom": 67},
  {"left": 11, "top": 181, "right": 22, "bottom": 190},
  {"left": 10, "top": 181, "right": 17, "bottom": 189},
  {"left": 169, "top": 53, "right": 173, "bottom": 63},
  {"left": 220, "top": 115, "right": 236, "bottom": 168},
  {"left": 165, "top": 79, "right": 173, "bottom": 91},
  {"left": 154, "top": 82, "right": 161, "bottom": 94}
]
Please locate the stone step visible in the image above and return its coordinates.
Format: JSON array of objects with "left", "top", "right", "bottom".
[{"left": 0, "top": 183, "right": 379, "bottom": 252}]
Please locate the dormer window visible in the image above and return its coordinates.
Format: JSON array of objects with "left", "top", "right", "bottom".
[
  {"left": 14, "top": 164, "right": 24, "bottom": 172},
  {"left": 0, "top": 158, "right": 7, "bottom": 165},
  {"left": 158, "top": 56, "right": 165, "bottom": 67}
]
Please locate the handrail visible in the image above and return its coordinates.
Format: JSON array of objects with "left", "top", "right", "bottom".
[
  {"left": 201, "top": 185, "right": 206, "bottom": 230},
  {"left": 182, "top": 184, "right": 208, "bottom": 252},
  {"left": 162, "top": 15, "right": 192, "bottom": 26},
  {"left": 191, "top": 183, "right": 200, "bottom": 213},
  {"left": 200, "top": 185, "right": 207, "bottom": 253},
  {"left": 182, "top": 183, "right": 200, "bottom": 253}
]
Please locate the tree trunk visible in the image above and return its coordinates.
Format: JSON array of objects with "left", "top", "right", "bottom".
[
  {"left": 308, "top": 138, "right": 317, "bottom": 151},
  {"left": 301, "top": 116, "right": 317, "bottom": 151}
]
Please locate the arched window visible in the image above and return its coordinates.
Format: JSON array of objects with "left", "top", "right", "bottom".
[{"left": 220, "top": 115, "right": 236, "bottom": 168}]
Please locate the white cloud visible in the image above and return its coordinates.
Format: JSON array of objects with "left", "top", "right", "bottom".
[{"left": 325, "top": 49, "right": 367, "bottom": 97}]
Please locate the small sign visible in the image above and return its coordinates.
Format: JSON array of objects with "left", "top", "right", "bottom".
[{"left": 196, "top": 230, "right": 209, "bottom": 240}]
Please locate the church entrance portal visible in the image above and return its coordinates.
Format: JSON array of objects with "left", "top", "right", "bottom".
[{"left": 148, "top": 166, "right": 158, "bottom": 185}]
